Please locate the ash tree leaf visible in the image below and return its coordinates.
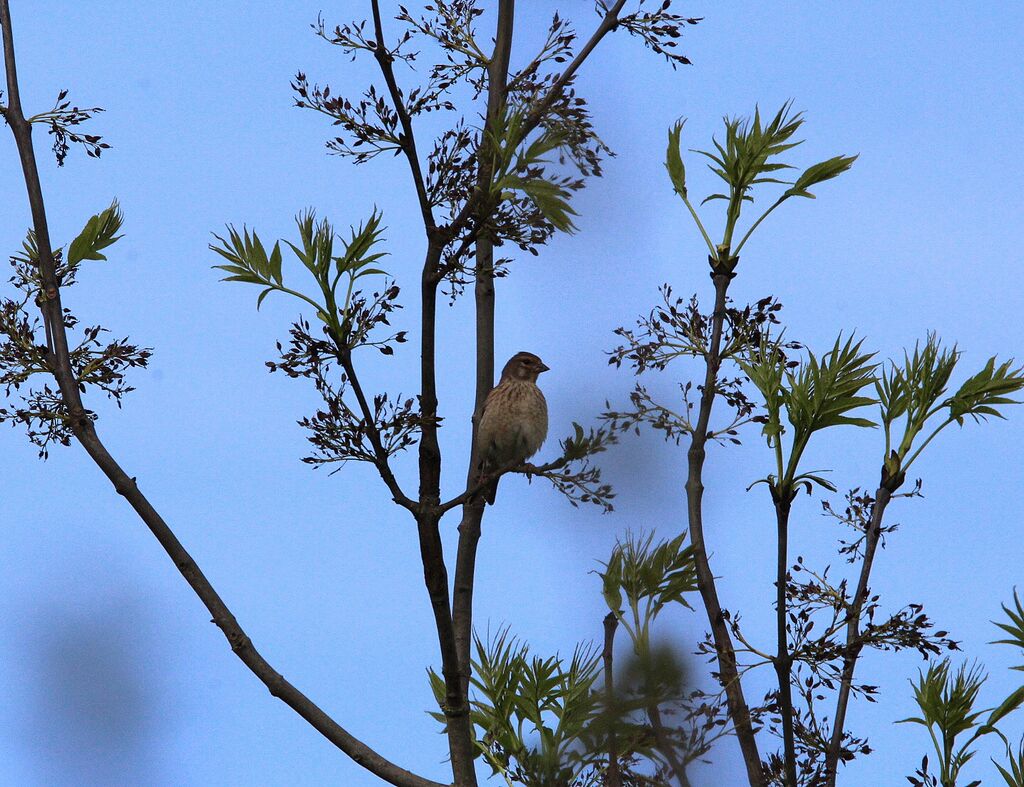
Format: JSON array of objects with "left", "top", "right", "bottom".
[
  {"left": 947, "top": 356, "right": 1024, "bottom": 425},
  {"left": 987, "top": 685, "right": 1024, "bottom": 728},
  {"left": 67, "top": 200, "right": 123, "bottom": 266},
  {"left": 783, "top": 154, "right": 858, "bottom": 200},
  {"left": 665, "top": 120, "right": 687, "bottom": 198}
]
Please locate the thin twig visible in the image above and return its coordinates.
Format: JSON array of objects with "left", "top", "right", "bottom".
[{"left": 335, "top": 346, "right": 417, "bottom": 511}]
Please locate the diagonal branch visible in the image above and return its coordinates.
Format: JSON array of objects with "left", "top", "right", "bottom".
[
  {"left": 335, "top": 345, "right": 417, "bottom": 511},
  {"left": 370, "top": 0, "right": 435, "bottom": 235},
  {"left": 822, "top": 484, "right": 893, "bottom": 785},
  {"left": 0, "top": 6, "right": 440, "bottom": 787},
  {"left": 520, "top": 0, "right": 626, "bottom": 135}
]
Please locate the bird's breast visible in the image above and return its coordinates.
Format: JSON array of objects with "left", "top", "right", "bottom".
[{"left": 477, "top": 381, "right": 549, "bottom": 463}]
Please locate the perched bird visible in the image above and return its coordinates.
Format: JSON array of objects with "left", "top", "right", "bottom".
[{"left": 475, "top": 351, "right": 550, "bottom": 504}]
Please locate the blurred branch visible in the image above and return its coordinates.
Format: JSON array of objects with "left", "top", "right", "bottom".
[
  {"left": 604, "top": 612, "right": 624, "bottom": 787},
  {"left": 647, "top": 702, "right": 692, "bottom": 787}
]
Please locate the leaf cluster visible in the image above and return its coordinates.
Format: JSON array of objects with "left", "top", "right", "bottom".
[
  {"left": 429, "top": 629, "right": 603, "bottom": 786},
  {"left": 665, "top": 103, "right": 855, "bottom": 258},
  {"left": 877, "top": 333, "right": 1024, "bottom": 485},
  {"left": 212, "top": 210, "right": 401, "bottom": 353},
  {"left": 520, "top": 422, "right": 617, "bottom": 511},
  {"left": 741, "top": 334, "right": 877, "bottom": 501},
  {"left": 267, "top": 317, "right": 423, "bottom": 469},
  {"left": 994, "top": 737, "right": 1024, "bottom": 787},
  {"left": 27, "top": 89, "right": 110, "bottom": 166},
  {"left": 600, "top": 531, "right": 697, "bottom": 628},
  {"left": 1, "top": 205, "right": 149, "bottom": 457},
  {"left": 900, "top": 596, "right": 1024, "bottom": 787},
  {"left": 598, "top": 533, "right": 729, "bottom": 776}
]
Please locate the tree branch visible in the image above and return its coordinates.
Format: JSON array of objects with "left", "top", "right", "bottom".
[
  {"left": 335, "top": 346, "right": 417, "bottom": 511},
  {"left": 443, "top": 0, "right": 628, "bottom": 242},
  {"left": 0, "top": 5, "right": 440, "bottom": 785},
  {"left": 773, "top": 497, "right": 798, "bottom": 786},
  {"left": 452, "top": 0, "right": 515, "bottom": 722},
  {"left": 822, "top": 484, "right": 893, "bottom": 785},
  {"left": 602, "top": 612, "right": 623, "bottom": 787},
  {"left": 415, "top": 237, "right": 478, "bottom": 783},
  {"left": 370, "top": 0, "right": 435, "bottom": 235},
  {"left": 684, "top": 267, "right": 765, "bottom": 786},
  {"left": 520, "top": 0, "right": 626, "bottom": 136}
]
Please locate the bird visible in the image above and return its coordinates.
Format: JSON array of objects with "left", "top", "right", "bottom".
[{"left": 475, "top": 351, "right": 550, "bottom": 504}]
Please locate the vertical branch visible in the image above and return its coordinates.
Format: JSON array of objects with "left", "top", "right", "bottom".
[
  {"left": 420, "top": 238, "right": 479, "bottom": 783},
  {"left": 823, "top": 485, "right": 893, "bottom": 785},
  {"left": 602, "top": 612, "right": 623, "bottom": 787},
  {"left": 452, "top": 0, "right": 515, "bottom": 698},
  {"left": 773, "top": 497, "right": 797, "bottom": 786},
  {"left": 364, "top": 6, "right": 476, "bottom": 778},
  {"left": 685, "top": 267, "right": 766, "bottom": 787}
]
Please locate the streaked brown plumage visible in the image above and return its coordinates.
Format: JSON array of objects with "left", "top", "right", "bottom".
[{"left": 475, "top": 351, "right": 549, "bottom": 504}]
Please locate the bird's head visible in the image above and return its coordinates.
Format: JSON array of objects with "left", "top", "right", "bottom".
[{"left": 500, "top": 351, "right": 550, "bottom": 383}]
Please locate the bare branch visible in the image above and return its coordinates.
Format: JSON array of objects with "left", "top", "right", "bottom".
[{"left": 335, "top": 345, "right": 417, "bottom": 511}]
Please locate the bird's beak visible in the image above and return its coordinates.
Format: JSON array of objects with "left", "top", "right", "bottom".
[{"left": 539, "top": 362, "right": 550, "bottom": 373}]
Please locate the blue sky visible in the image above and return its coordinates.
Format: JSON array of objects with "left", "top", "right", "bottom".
[{"left": 2, "top": 2, "right": 1022, "bottom": 785}]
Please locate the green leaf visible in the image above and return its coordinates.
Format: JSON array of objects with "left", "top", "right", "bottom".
[
  {"left": 665, "top": 120, "right": 687, "bottom": 198},
  {"left": 992, "top": 737, "right": 1024, "bottom": 786},
  {"left": 784, "top": 334, "right": 878, "bottom": 443},
  {"left": 67, "top": 200, "right": 123, "bottom": 266},
  {"left": 793, "top": 471, "right": 837, "bottom": 494},
  {"left": 948, "top": 356, "right": 1024, "bottom": 425},
  {"left": 256, "top": 287, "right": 274, "bottom": 310},
  {"left": 783, "top": 154, "right": 858, "bottom": 200},
  {"left": 500, "top": 174, "right": 579, "bottom": 233},
  {"left": 992, "top": 590, "right": 1024, "bottom": 669},
  {"left": 988, "top": 685, "right": 1024, "bottom": 728}
]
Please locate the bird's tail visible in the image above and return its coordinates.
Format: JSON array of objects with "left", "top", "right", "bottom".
[
  {"left": 484, "top": 476, "right": 499, "bottom": 505},
  {"left": 473, "top": 459, "right": 499, "bottom": 505}
]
